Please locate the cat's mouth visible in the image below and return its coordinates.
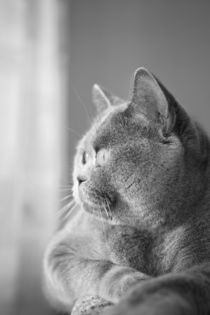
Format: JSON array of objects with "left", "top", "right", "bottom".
[{"left": 78, "top": 184, "right": 115, "bottom": 221}]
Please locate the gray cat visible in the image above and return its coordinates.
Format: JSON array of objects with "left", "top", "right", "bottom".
[{"left": 44, "top": 68, "right": 210, "bottom": 315}]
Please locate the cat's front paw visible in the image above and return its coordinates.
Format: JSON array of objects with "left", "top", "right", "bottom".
[
  {"left": 100, "top": 270, "right": 149, "bottom": 303},
  {"left": 112, "top": 273, "right": 149, "bottom": 302},
  {"left": 71, "top": 296, "right": 113, "bottom": 315}
]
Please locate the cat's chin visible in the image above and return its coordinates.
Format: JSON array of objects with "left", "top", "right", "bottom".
[
  {"left": 78, "top": 184, "right": 116, "bottom": 220},
  {"left": 81, "top": 201, "right": 113, "bottom": 222},
  {"left": 78, "top": 185, "right": 134, "bottom": 225}
]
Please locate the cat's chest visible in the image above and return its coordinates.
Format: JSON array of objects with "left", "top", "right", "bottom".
[
  {"left": 98, "top": 224, "right": 188, "bottom": 275},
  {"left": 77, "top": 213, "right": 190, "bottom": 275},
  {"left": 101, "top": 225, "right": 151, "bottom": 272}
]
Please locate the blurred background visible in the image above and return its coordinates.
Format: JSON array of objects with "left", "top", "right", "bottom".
[{"left": 1, "top": 0, "right": 210, "bottom": 314}]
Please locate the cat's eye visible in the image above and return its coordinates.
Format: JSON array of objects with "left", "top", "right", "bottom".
[
  {"left": 82, "top": 151, "right": 88, "bottom": 164},
  {"left": 96, "top": 149, "right": 109, "bottom": 166}
]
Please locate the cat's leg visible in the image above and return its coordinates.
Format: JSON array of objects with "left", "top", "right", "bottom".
[
  {"left": 103, "top": 262, "right": 210, "bottom": 315},
  {"left": 44, "top": 231, "right": 150, "bottom": 311},
  {"left": 71, "top": 296, "right": 113, "bottom": 315}
]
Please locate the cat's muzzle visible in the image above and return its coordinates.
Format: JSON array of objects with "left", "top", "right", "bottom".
[{"left": 78, "top": 183, "right": 115, "bottom": 220}]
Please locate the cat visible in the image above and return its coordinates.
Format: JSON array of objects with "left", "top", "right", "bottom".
[{"left": 44, "top": 67, "right": 210, "bottom": 315}]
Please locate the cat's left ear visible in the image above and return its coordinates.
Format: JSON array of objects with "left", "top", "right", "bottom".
[
  {"left": 131, "top": 67, "right": 176, "bottom": 135},
  {"left": 92, "top": 84, "right": 124, "bottom": 113}
]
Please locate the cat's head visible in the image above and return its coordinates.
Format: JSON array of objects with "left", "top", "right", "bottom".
[{"left": 73, "top": 68, "right": 207, "bottom": 229}]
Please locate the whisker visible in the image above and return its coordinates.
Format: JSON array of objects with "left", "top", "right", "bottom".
[
  {"left": 60, "top": 183, "right": 73, "bottom": 186},
  {"left": 57, "top": 199, "right": 77, "bottom": 230},
  {"left": 59, "top": 188, "right": 73, "bottom": 192},
  {"left": 58, "top": 199, "right": 75, "bottom": 211},
  {"left": 60, "top": 194, "right": 73, "bottom": 202},
  {"left": 70, "top": 81, "right": 92, "bottom": 124},
  {"left": 59, "top": 184, "right": 73, "bottom": 192},
  {"left": 99, "top": 207, "right": 106, "bottom": 235},
  {"left": 59, "top": 186, "right": 72, "bottom": 189},
  {"left": 65, "top": 126, "right": 81, "bottom": 139},
  {"left": 102, "top": 202, "right": 109, "bottom": 220},
  {"left": 105, "top": 197, "right": 113, "bottom": 221},
  {"left": 59, "top": 182, "right": 73, "bottom": 188}
]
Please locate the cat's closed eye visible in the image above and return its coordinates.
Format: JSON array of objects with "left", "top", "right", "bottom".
[
  {"left": 96, "top": 148, "right": 110, "bottom": 166},
  {"left": 82, "top": 150, "right": 89, "bottom": 165}
]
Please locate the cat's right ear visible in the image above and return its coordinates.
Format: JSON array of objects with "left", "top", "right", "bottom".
[
  {"left": 130, "top": 67, "right": 176, "bottom": 135},
  {"left": 92, "top": 84, "right": 111, "bottom": 113}
]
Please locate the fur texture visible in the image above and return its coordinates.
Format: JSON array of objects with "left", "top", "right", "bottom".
[{"left": 44, "top": 68, "right": 210, "bottom": 315}]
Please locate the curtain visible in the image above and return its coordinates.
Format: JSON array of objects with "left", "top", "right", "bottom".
[{"left": 0, "top": 0, "right": 67, "bottom": 314}]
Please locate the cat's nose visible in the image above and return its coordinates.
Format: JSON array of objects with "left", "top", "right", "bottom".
[{"left": 77, "top": 176, "right": 86, "bottom": 185}]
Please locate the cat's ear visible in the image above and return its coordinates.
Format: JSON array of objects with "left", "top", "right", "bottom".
[
  {"left": 131, "top": 67, "right": 176, "bottom": 135},
  {"left": 92, "top": 84, "right": 124, "bottom": 113}
]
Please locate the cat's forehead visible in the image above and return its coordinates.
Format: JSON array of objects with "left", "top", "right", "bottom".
[
  {"left": 79, "top": 102, "right": 151, "bottom": 150},
  {"left": 90, "top": 103, "right": 132, "bottom": 146},
  {"left": 77, "top": 105, "right": 123, "bottom": 150}
]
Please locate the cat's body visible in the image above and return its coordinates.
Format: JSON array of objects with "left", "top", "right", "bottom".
[{"left": 44, "top": 68, "right": 210, "bottom": 315}]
